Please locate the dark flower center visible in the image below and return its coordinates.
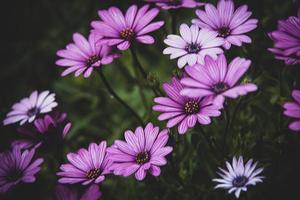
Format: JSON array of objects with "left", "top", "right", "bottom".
[
  {"left": 212, "top": 82, "right": 229, "bottom": 94},
  {"left": 184, "top": 100, "right": 200, "bottom": 114},
  {"left": 120, "top": 28, "right": 135, "bottom": 40},
  {"left": 86, "top": 168, "right": 101, "bottom": 179},
  {"left": 218, "top": 27, "right": 231, "bottom": 37},
  {"left": 185, "top": 43, "right": 201, "bottom": 53},
  {"left": 6, "top": 169, "right": 23, "bottom": 182},
  {"left": 136, "top": 152, "right": 150, "bottom": 165},
  {"left": 232, "top": 176, "right": 248, "bottom": 187},
  {"left": 86, "top": 55, "right": 100, "bottom": 67},
  {"left": 27, "top": 107, "right": 40, "bottom": 117}
]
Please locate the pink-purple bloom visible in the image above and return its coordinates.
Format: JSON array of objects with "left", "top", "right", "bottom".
[
  {"left": 163, "top": 24, "right": 224, "bottom": 68},
  {"left": 0, "top": 146, "right": 44, "bottom": 193},
  {"left": 283, "top": 89, "right": 300, "bottom": 131},
  {"left": 213, "top": 156, "right": 264, "bottom": 198},
  {"left": 192, "top": 0, "right": 258, "bottom": 50},
  {"left": 57, "top": 141, "right": 111, "bottom": 185},
  {"left": 55, "top": 184, "right": 102, "bottom": 200},
  {"left": 144, "top": 0, "right": 205, "bottom": 10},
  {"left": 180, "top": 55, "right": 257, "bottom": 107},
  {"left": 268, "top": 8, "right": 300, "bottom": 65},
  {"left": 107, "top": 123, "right": 173, "bottom": 181},
  {"left": 3, "top": 90, "right": 58, "bottom": 126},
  {"left": 91, "top": 5, "right": 164, "bottom": 50},
  {"left": 12, "top": 111, "right": 72, "bottom": 150},
  {"left": 56, "top": 33, "right": 118, "bottom": 78},
  {"left": 153, "top": 77, "right": 221, "bottom": 134}
]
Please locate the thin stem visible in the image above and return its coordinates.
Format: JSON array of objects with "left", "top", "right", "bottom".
[
  {"left": 170, "top": 10, "right": 177, "bottom": 34},
  {"left": 198, "top": 126, "right": 213, "bottom": 150},
  {"left": 97, "top": 69, "right": 144, "bottom": 125},
  {"left": 130, "top": 47, "right": 163, "bottom": 96},
  {"left": 222, "top": 104, "right": 231, "bottom": 153}
]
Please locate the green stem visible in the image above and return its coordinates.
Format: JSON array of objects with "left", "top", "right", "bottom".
[
  {"left": 222, "top": 104, "right": 231, "bottom": 153},
  {"left": 97, "top": 69, "right": 144, "bottom": 125},
  {"left": 170, "top": 10, "right": 177, "bottom": 34}
]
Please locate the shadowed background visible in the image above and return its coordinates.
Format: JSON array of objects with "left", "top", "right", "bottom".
[{"left": 1, "top": 0, "right": 300, "bottom": 199}]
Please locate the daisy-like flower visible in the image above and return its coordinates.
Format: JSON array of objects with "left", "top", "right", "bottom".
[
  {"left": 213, "top": 156, "right": 264, "bottom": 198},
  {"left": 56, "top": 32, "right": 118, "bottom": 78},
  {"left": 144, "top": 0, "right": 205, "bottom": 10},
  {"left": 54, "top": 184, "right": 102, "bottom": 200},
  {"left": 107, "top": 122, "right": 173, "bottom": 181},
  {"left": 12, "top": 111, "right": 72, "bottom": 150},
  {"left": 57, "top": 142, "right": 111, "bottom": 185},
  {"left": 153, "top": 77, "right": 221, "bottom": 134},
  {"left": 180, "top": 54, "right": 257, "bottom": 107},
  {"left": 91, "top": 5, "right": 164, "bottom": 50},
  {"left": 163, "top": 24, "right": 224, "bottom": 68},
  {"left": 192, "top": 0, "right": 258, "bottom": 50},
  {"left": 0, "top": 146, "right": 44, "bottom": 193},
  {"left": 283, "top": 89, "right": 300, "bottom": 131},
  {"left": 268, "top": 9, "right": 300, "bottom": 65},
  {"left": 3, "top": 90, "right": 58, "bottom": 126}
]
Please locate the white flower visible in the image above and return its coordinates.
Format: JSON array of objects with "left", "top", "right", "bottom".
[
  {"left": 163, "top": 24, "right": 224, "bottom": 68},
  {"left": 213, "top": 156, "right": 264, "bottom": 198}
]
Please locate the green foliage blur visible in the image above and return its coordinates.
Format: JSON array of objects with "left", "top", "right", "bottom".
[{"left": 1, "top": 0, "right": 300, "bottom": 199}]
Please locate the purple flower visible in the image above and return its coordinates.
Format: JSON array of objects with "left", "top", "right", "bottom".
[
  {"left": 91, "top": 5, "right": 164, "bottom": 50},
  {"left": 0, "top": 146, "right": 44, "bottom": 193},
  {"left": 55, "top": 184, "right": 102, "bottom": 200},
  {"left": 192, "top": 0, "right": 258, "bottom": 50},
  {"left": 268, "top": 9, "right": 300, "bottom": 65},
  {"left": 12, "top": 111, "right": 72, "bottom": 149},
  {"left": 180, "top": 55, "right": 257, "bottom": 107},
  {"left": 56, "top": 32, "right": 118, "bottom": 78},
  {"left": 57, "top": 142, "right": 111, "bottom": 185},
  {"left": 213, "top": 156, "right": 264, "bottom": 198},
  {"left": 144, "top": 0, "right": 205, "bottom": 10},
  {"left": 107, "top": 123, "right": 173, "bottom": 181},
  {"left": 153, "top": 77, "right": 221, "bottom": 134},
  {"left": 283, "top": 90, "right": 300, "bottom": 131},
  {"left": 163, "top": 24, "right": 224, "bottom": 68},
  {"left": 3, "top": 90, "right": 58, "bottom": 126}
]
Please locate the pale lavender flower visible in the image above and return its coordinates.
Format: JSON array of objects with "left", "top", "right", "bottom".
[
  {"left": 3, "top": 91, "right": 58, "bottom": 126},
  {"left": 56, "top": 32, "right": 118, "bottom": 78},
  {"left": 163, "top": 24, "right": 224, "bottom": 68},
  {"left": 192, "top": 0, "right": 258, "bottom": 50},
  {"left": 144, "top": 0, "right": 205, "bottom": 10},
  {"left": 107, "top": 123, "right": 173, "bottom": 181},
  {"left": 180, "top": 55, "right": 257, "bottom": 107},
  {"left": 153, "top": 77, "right": 221, "bottom": 134},
  {"left": 91, "top": 5, "right": 164, "bottom": 50},
  {"left": 0, "top": 146, "right": 44, "bottom": 193},
  {"left": 57, "top": 142, "right": 111, "bottom": 185},
  {"left": 268, "top": 8, "right": 300, "bottom": 65},
  {"left": 213, "top": 156, "right": 264, "bottom": 198},
  {"left": 55, "top": 184, "right": 102, "bottom": 200},
  {"left": 283, "top": 89, "right": 300, "bottom": 131}
]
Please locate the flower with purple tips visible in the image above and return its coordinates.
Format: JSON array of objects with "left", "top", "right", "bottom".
[
  {"left": 283, "top": 89, "right": 300, "bottom": 131},
  {"left": 180, "top": 54, "right": 257, "bottom": 107},
  {"left": 3, "top": 90, "right": 58, "bottom": 126},
  {"left": 144, "top": 0, "right": 205, "bottom": 10},
  {"left": 268, "top": 8, "right": 300, "bottom": 65},
  {"left": 213, "top": 156, "right": 264, "bottom": 198},
  {"left": 0, "top": 146, "right": 44, "bottom": 193},
  {"left": 107, "top": 123, "right": 173, "bottom": 181},
  {"left": 56, "top": 32, "right": 118, "bottom": 78},
  {"left": 163, "top": 24, "right": 224, "bottom": 68},
  {"left": 57, "top": 141, "right": 111, "bottom": 185},
  {"left": 91, "top": 5, "right": 164, "bottom": 50},
  {"left": 153, "top": 77, "right": 221, "bottom": 134},
  {"left": 192, "top": 0, "right": 258, "bottom": 50}
]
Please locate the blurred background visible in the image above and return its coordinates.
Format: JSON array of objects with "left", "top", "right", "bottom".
[{"left": 1, "top": 0, "right": 300, "bottom": 199}]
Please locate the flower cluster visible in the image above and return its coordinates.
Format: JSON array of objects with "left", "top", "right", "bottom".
[{"left": 2, "top": 0, "right": 300, "bottom": 199}]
